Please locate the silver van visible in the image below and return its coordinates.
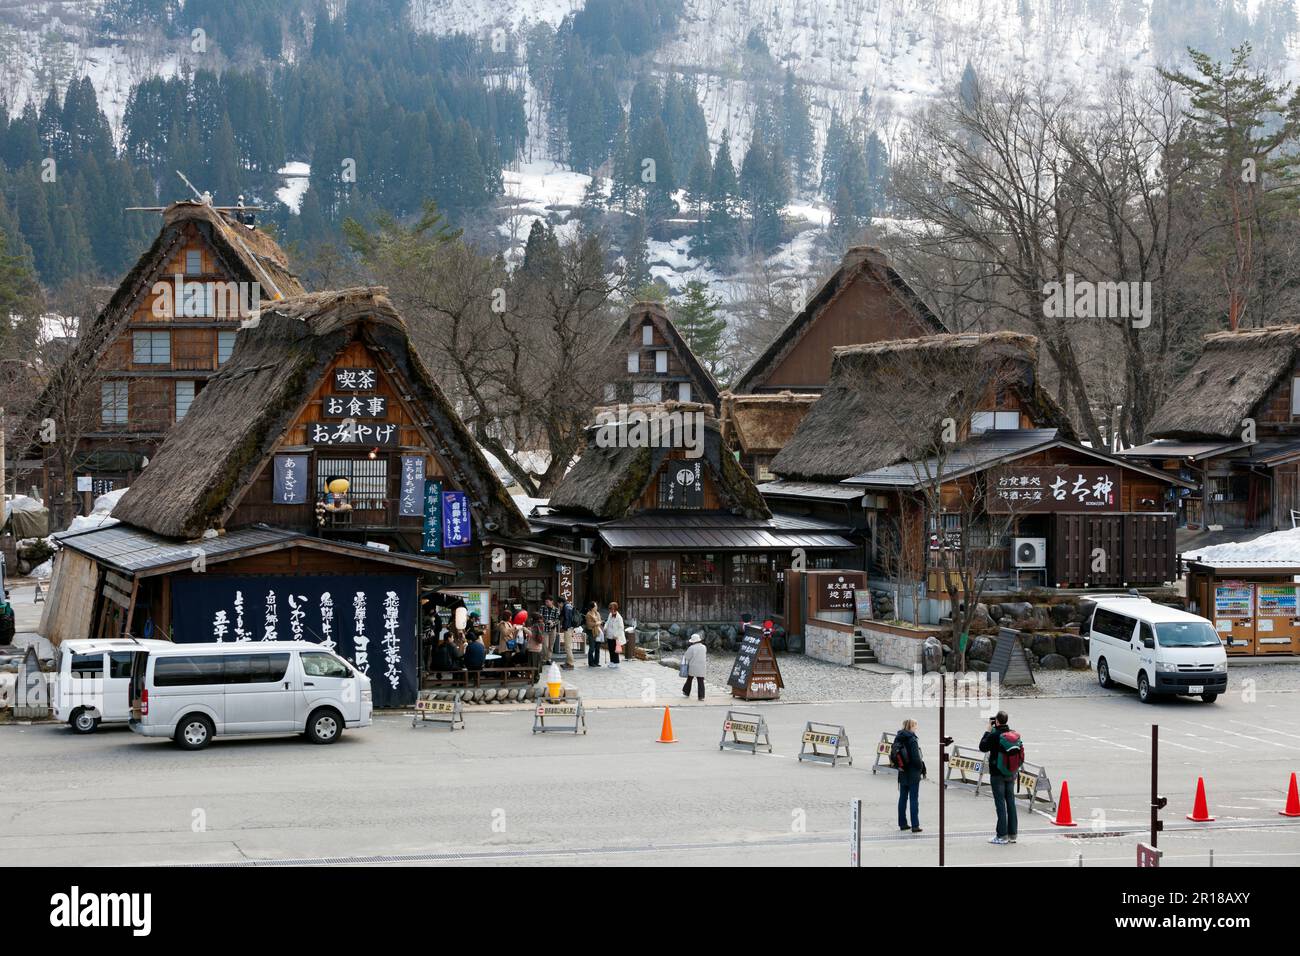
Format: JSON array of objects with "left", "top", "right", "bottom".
[
  {"left": 53, "top": 639, "right": 174, "bottom": 733},
  {"left": 128, "top": 641, "right": 372, "bottom": 749}
]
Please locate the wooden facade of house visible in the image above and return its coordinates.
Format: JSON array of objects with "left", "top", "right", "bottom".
[
  {"left": 1118, "top": 327, "right": 1300, "bottom": 533},
  {"left": 765, "top": 333, "right": 1189, "bottom": 590},
  {"left": 602, "top": 301, "right": 722, "bottom": 410},
  {"left": 21, "top": 201, "right": 305, "bottom": 510},
  {"left": 537, "top": 413, "right": 856, "bottom": 625},
  {"left": 731, "top": 245, "right": 947, "bottom": 395},
  {"left": 107, "top": 288, "right": 582, "bottom": 623}
]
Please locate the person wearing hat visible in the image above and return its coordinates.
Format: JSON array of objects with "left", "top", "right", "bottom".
[{"left": 681, "top": 633, "right": 707, "bottom": 700}]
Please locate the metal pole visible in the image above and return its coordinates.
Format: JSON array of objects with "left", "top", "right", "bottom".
[
  {"left": 1150, "top": 723, "right": 1166, "bottom": 848},
  {"left": 850, "top": 798, "right": 861, "bottom": 867},
  {"left": 939, "top": 672, "right": 947, "bottom": 867}
]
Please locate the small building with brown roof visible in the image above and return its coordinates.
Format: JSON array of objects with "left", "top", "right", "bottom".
[
  {"left": 603, "top": 300, "right": 722, "bottom": 410},
  {"left": 1117, "top": 325, "right": 1300, "bottom": 536}
]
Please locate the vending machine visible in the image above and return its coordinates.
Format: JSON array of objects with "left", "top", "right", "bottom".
[
  {"left": 1213, "top": 581, "right": 1256, "bottom": 655},
  {"left": 1254, "top": 583, "right": 1300, "bottom": 655}
]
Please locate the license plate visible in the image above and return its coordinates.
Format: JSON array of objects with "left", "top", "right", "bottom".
[{"left": 1189, "top": 685, "right": 1203, "bottom": 694}]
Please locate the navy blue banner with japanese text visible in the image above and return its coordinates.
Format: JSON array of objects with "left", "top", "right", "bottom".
[{"left": 169, "top": 573, "right": 418, "bottom": 707}]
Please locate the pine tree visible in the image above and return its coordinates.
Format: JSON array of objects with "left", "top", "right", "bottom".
[
  {"left": 706, "top": 131, "right": 740, "bottom": 263},
  {"left": 623, "top": 213, "right": 651, "bottom": 291},
  {"left": 781, "top": 68, "right": 814, "bottom": 191},
  {"left": 959, "top": 61, "right": 980, "bottom": 110},
  {"left": 0, "top": 219, "right": 42, "bottom": 326},
  {"left": 685, "top": 145, "right": 712, "bottom": 251},
  {"left": 635, "top": 116, "right": 678, "bottom": 226},
  {"left": 673, "top": 280, "right": 727, "bottom": 374}
]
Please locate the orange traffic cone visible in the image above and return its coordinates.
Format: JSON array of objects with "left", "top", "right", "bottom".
[
  {"left": 655, "top": 706, "right": 678, "bottom": 744},
  {"left": 1050, "top": 780, "right": 1078, "bottom": 827},
  {"left": 1280, "top": 773, "right": 1300, "bottom": 818},
  {"left": 1186, "top": 776, "right": 1215, "bottom": 822}
]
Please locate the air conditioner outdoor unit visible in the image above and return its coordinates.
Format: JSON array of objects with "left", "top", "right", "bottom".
[
  {"left": 1013, "top": 537, "right": 1047, "bottom": 569},
  {"left": 579, "top": 537, "right": 596, "bottom": 554}
]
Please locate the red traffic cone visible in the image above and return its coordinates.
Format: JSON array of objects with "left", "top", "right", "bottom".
[
  {"left": 655, "top": 706, "right": 678, "bottom": 744},
  {"left": 1050, "top": 780, "right": 1078, "bottom": 827},
  {"left": 1186, "top": 776, "right": 1215, "bottom": 822},
  {"left": 1281, "top": 773, "right": 1300, "bottom": 818}
]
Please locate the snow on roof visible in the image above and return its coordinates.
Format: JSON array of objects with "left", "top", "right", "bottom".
[{"left": 1183, "top": 527, "right": 1300, "bottom": 568}]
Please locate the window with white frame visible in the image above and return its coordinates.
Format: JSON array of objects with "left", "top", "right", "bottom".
[
  {"left": 603, "top": 383, "right": 617, "bottom": 403},
  {"left": 970, "top": 410, "right": 1020, "bottom": 434},
  {"left": 185, "top": 250, "right": 203, "bottom": 275},
  {"left": 1292, "top": 377, "right": 1300, "bottom": 416},
  {"left": 655, "top": 350, "right": 668, "bottom": 373},
  {"left": 678, "top": 381, "right": 691, "bottom": 402},
  {"left": 632, "top": 382, "right": 661, "bottom": 403},
  {"left": 642, "top": 323, "right": 654, "bottom": 345},
  {"left": 175, "top": 381, "right": 196, "bottom": 420},
  {"left": 627, "top": 351, "right": 640, "bottom": 373},
  {"left": 218, "top": 331, "right": 237, "bottom": 364},
  {"left": 132, "top": 330, "right": 171, "bottom": 364},
  {"left": 101, "top": 381, "right": 128, "bottom": 425}
]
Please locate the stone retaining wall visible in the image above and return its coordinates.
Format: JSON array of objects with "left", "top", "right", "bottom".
[
  {"left": 859, "top": 622, "right": 927, "bottom": 670},
  {"left": 805, "top": 620, "right": 854, "bottom": 666}
]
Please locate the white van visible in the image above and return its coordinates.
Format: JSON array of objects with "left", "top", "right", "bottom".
[
  {"left": 128, "top": 642, "right": 372, "bottom": 749},
  {"left": 1085, "top": 596, "right": 1228, "bottom": 704},
  {"left": 53, "top": 639, "right": 174, "bottom": 733}
]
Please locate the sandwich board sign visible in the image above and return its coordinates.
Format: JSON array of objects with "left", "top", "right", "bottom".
[{"left": 727, "top": 623, "right": 783, "bottom": 700}]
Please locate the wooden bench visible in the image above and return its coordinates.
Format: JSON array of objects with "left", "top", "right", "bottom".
[{"left": 422, "top": 667, "right": 538, "bottom": 690}]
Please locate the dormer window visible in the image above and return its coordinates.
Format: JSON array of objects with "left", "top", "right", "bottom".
[{"left": 970, "top": 411, "right": 1020, "bottom": 434}]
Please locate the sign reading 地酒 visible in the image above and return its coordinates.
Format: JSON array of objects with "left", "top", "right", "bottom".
[
  {"left": 817, "top": 572, "right": 864, "bottom": 611},
  {"left": 989, "top": 466, "right": 1119, "bottom": 513}
]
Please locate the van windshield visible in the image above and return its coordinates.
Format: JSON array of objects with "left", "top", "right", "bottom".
[{"left": 1155, "top": 622, "right": 1222, "bottom": 648}]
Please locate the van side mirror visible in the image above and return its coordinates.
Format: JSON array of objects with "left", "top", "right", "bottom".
[{"left": 1141, "top": 636, "right": 1154, "bottom": 649}]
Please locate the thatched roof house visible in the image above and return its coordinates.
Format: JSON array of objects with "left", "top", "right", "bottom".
[
  {"left": 720, "top": 390, "right": 820, "bottom": 481},
  {"left": 1147, "top": 326, "right": 1300, "bottom": 439},
  {"left": 731, "top": 245, "right": 948, "bottom": 394},
  {"left": 114, "top": 287, "right": 527, "bottom": 540},
  {"left": 604, "top": 300, "right": 722, "bottom": 410},
  {"left": 770, "top": 331, "right": 1073, "bottom": 482},
  {"left": 548, "top": 410, "right": 768, "bottom": 520}
]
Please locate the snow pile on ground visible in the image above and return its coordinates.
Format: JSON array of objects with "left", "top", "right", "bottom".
[
  {"left": 31, "top": 559, "right": 53, "bottom": 580},
  {"left": 1183, "top": 528, "right": 1300, "bottom": 565}
]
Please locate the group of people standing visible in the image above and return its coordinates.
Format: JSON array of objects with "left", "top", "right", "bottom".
[{"left": 891, "top": 710, "right": 1025, "bottom": 845}]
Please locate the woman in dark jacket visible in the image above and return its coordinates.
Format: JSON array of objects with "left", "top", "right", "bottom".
[{"left": 894, "top": 718, "right": 926, "bottom": 833}]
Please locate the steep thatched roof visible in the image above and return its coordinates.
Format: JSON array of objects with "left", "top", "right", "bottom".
[
  {"left": 114, "top": 288, "right": 528, "bottom": 539},
  {"left": 770, "top": 331, "right": 1075, "bottom": 482},
  {"left": 1148, "top": 325, "right": 1300, "bottom": 439},
  {"left": 721, "top": 390, "right": 819, "bottom": 455},
  {"left": 731, "top": 245, "right": 948, "bottom": 393},
  {"left": 548, "top": 408, "right": 770, "bottom": 520},
  {"left": 611, "top": 300, "right": 723, "bottom": 407},
  {"left": 22, "top": 202, "right": 305, "bottom": 447}
]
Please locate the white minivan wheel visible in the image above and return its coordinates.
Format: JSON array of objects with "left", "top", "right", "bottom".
[
  {"left": 1096, "top": 659, "right": 1114, "bottom": 689},
  {"left": 70, "top": 708, "right": 100, "bottom": 734},
  {"left": 1137, "top": 672, "right": 1156, "bottom": 704},
  {"left": 307, "top": 707, "right": 342, "bottom": 744}
]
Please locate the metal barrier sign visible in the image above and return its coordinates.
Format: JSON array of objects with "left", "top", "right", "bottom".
[
  {"left": 532, "top": 697, "right": 587, "bottom": 734},
  {"left": 945, "top": 745, "right": 987, "bottom": 794},
  {"left": 1015, "top": 760, "right": 1057, "bottom": 811},
  {"left": 1136, "top": 843, "right": 1162, "bottom": 867},
  {"left": 411, "top": 695, "right": 464, "bottom": 730},
  {"left": 871, "top": 731, "right": 898, "bottom": 774},
  {"left": 798, "top": 721, "right": 851, "bottom": 767},
  {"left": 719, "top": 710, "right": 772, "bottom": 754}
]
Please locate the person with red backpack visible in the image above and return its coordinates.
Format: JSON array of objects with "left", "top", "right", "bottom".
[
  {"left": 979, "top": 710, "right": 1023, "bottom": 845},
  {"left": 891, "top": 718, "right": 926, "bottom": 833}
]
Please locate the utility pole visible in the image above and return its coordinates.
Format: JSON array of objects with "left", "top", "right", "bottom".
[
  {"left": 1151, "top": 723, "right": 1166, "bottom": 846},
  {"left": 938, "top": 671, "right": 953, "bottom": 867},
  {"left": 0, "top": 405, "right": 7, "bottom": 506}
]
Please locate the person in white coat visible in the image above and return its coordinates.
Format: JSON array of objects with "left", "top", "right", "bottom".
[
  {"left": 604, "top": 602, "right": 626, "bottom": 669},
  {"left": 681, "top": 633, "right": 707, "bottom": 700}
]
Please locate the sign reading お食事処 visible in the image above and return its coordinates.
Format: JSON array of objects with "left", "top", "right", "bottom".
[
  {"left": 989, "top": 466, "right": 1119, "bottom": 512},
  {"left": 273, "top": 454, "right": 309, "bottom": 504},
  {"left": 818, "top": 572, "right": 864, "bottom": 612},
  {"left": 168, "top": 573, "right": 418, "bottom": 707},
  {"left": 333, "top": 368, "right": 378, "bottom": 391}
]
